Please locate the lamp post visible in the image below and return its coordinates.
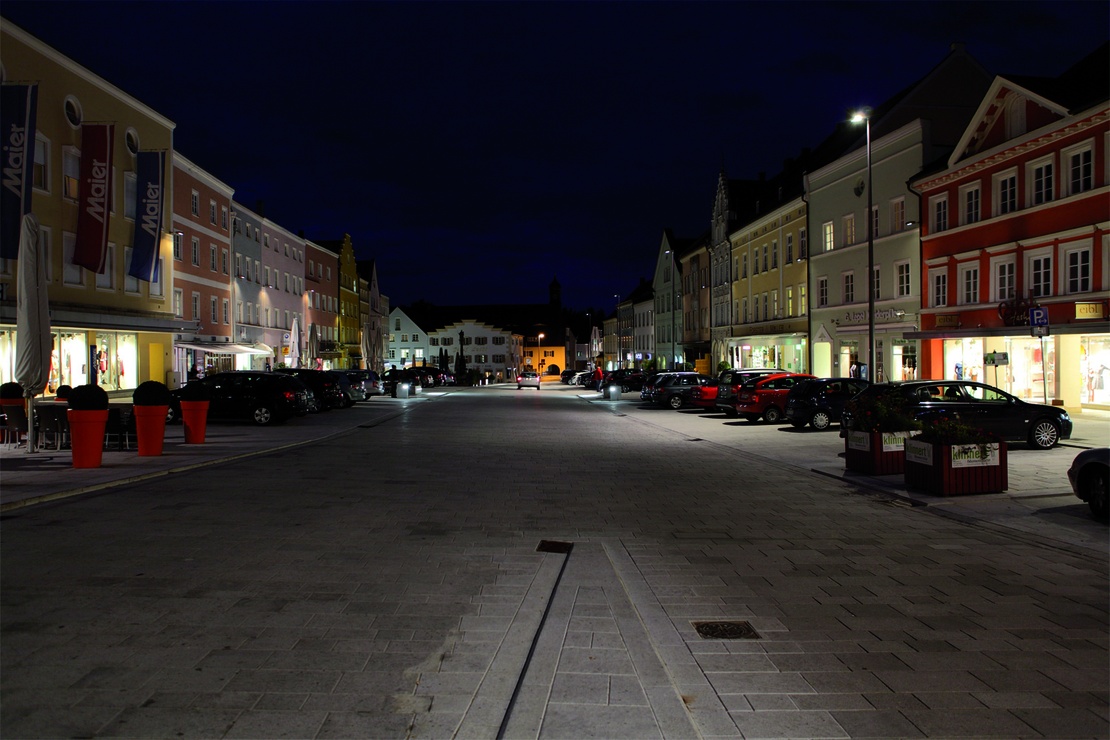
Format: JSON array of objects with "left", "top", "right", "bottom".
[{"left": 851, "top": 107, "right": 875, "bottom": 382}]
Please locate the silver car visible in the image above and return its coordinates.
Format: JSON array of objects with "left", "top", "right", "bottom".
[{"left": 517, "top": 371, "right": 541, "bottom": 390}]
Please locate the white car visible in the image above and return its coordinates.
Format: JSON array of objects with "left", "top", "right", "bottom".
[{"left": 517, "top": 371, "right": 541, "bottom": 390}]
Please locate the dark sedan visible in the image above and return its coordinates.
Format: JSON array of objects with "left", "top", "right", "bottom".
[
  {"left": 170, "top": 371, "right": 309, "bottom": 426},
  {"left": 841, "top": 380, "right": 1073, "bottom": 450},
  {"left": 785, "top": 377, "right": 871, "bottom": 430},
  {"left": 274, "top": 368, "right": 346, "bottom": 411}
]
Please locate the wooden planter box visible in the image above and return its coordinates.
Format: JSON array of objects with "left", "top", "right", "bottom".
[
  {"left": 844, "top": 431, "right": 915, "bottom": 475},
  {"left": 904, "top": 439, "right": 1008, "bottom": 495}
]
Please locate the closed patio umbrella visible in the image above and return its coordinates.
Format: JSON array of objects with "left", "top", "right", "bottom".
[
  {"left": 14, "top": 214, "right": 49, "bottom": 454},
  {"left": 288, "top": 316, "right": 300, "bottom": 368}
]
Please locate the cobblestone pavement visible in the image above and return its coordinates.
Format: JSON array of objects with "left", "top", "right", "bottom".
[{"left": 1, "top": 385, "right": 1107, "bottom": 738}]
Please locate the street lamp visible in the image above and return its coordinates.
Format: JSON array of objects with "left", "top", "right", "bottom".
[{"left": 851, "top": 107, "right": 875, "bottom": 382}]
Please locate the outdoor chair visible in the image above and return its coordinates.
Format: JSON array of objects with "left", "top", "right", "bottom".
[
  {"left": 36, "top": 404, "right": 69, "bottom": 450},
  {"left": 3, "top": 403, "right": 29, "bottom": 448},
  {"left": 103, "top": 407, "right": 134, "bottom": 451}
]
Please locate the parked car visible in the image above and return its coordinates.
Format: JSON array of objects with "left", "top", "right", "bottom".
[
  {"left": 649, "top": 372, "right": 715, "bottom": 409},
  {"left": 517, "top": 370, "right": 541, "bottom": 390},
  {"left": 1068, "top": 447, "right": 1109, "bottom": 519},
  {"left": 274, "top": 368, "right": 346, "bottom": 411},
  {"left": 734, "top": 373, "right": 816, "bottom": 423},
  {"left": 569, "top": 371, "right": 590, "bottom": 386},
  {"left": 169, "top": 371, "right": 309, "bottom": 426},
  {"left": 347, "top": 370, "right": 383, "bottom": 398},
  {"left": 381, "top": 368, "right": 424, "bottom": 396},
  {"left": 841, "top": 380, "right": 1073, "bottom": 450},
  {"left": 329, "top": 370, "right": 361, "bottom": 405},
  {"left": 784, "top": 377, "right": 871, "bottom": 430},
  {"left": 560, "top": 369, "right": 579, "bottom": 384},
  {"left": 640, "top": 372, "right": 673, "bottom": 401},
  {"left": 603, "top": 369, "right": 647, "bottom": 393},
  {"left": 715, "top": 368, "right": 788, "bottom": 416},
  {"left": 688, "top": 381, "right": 721, "bottom": 409}
]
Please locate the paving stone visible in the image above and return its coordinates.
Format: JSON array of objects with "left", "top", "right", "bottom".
[
  {"left": 730, "top": 709, "right": 848, "bottom": 739},
  {"left": 901, "top": 707, "right": 1045, "bottom": 737}
]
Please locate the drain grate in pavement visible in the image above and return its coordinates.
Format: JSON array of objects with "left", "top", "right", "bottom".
[
  {"left": 536, "top": 540, "right": 573, "bottom": 554},
  {"left": 693, "top": 620, "right": 761, "bottom": 640}
]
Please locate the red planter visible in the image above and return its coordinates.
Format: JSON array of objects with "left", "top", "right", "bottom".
[
  {"left": 180, "top": 400, "right": 209, "bottom": 444},
  {"left": 67, "top": 409, "right": 109, "bottom": 468},
  {"left": 133, "top": 405, "right": 168, "bottom": 456},
  {"left": 844, "top": 431, "right": 915, "bottom": 475},
  {"left": 904, "top": 440, "right": 1008, "bottom": 495}
]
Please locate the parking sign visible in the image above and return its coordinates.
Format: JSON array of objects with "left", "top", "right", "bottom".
[{"left": 1029, "top": 307, "right": 1049, "bottom": 326}]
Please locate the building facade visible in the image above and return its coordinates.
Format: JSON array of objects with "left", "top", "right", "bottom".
[
  {"left": 0, "top": 22, "right": 178, "bottom": 394},
  {"left": 652, "top": 230, "right": 686, "bottom": 370},
  {"left": 304, "top": 239, "right": 339, "bottom": 369},
  {"left": 910, "top": 51, "right": 1109, "bottom": 409}
]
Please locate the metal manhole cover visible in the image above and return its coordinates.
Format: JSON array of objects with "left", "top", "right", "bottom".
[
  {"left": 536, "top": 540, "right": 573, "bottom": 554},
  {"left": 693, "top": 620, "right": 761, "bottom": 640}
]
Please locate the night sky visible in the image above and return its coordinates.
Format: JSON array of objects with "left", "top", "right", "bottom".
[{"left": 3, "top": 1, "right": 1107, "bottom": 313}]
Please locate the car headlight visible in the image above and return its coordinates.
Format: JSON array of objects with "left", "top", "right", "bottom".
[{"left": 1059, "top": 410, "right": 1071, "bottom": 421}]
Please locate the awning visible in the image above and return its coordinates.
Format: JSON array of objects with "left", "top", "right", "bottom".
[
  {"left": 904, "top": 321, "right": 1110, "bottom": 340},
  {"left": 176, "top": 342, "right": 271, "bottom": 355}
]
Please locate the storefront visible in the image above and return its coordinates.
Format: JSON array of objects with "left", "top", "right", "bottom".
[{"left": 729, "top": 334, "right": 808, "bottom": 374}]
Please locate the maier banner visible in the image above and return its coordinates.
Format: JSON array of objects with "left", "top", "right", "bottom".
[
  {"left": 73, "top": 123, "right": 114, "bottom": 273},
  {"left": 128, "top": 150, "right": 165, "bottom": 282},
  {"left": 0, "top": 84, "right": 38, "bottom": 260}
]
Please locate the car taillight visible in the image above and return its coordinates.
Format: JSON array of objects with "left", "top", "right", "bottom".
[{"left": 282, "top": 390, "right": 294, "bottom": 401}]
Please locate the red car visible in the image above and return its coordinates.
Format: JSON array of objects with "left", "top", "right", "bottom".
[
  {"left": 688, "top": 382, "right": 720, "bottom": 409},
  {"left": 734, "top": 373, "right": 815, "bottom": 423}
]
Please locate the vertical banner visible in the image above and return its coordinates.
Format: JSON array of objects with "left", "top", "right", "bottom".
[
  {"left": 73, "top": 123, "right": 114, "bottom": 273},
  {"left": 0, "top": 84, "right": 39, "bottom": 260},
  {"left": 128, "top": 150, "right": 165, "bottom": 281}
]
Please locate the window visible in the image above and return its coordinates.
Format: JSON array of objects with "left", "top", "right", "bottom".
[
  {"left": 959, "top": 264, "right": 979, "bottom": 305},
  {"left": 993, "top": 258, "right": 1016, "bottom": 302},
  {"left": 1065, "top": 145, "right": 1093, "bottom": 196},
  {"left": 896, "top": 261, "right": 911, "bottom": 297},
  {"left": 95, "top": 245, "right": 114, "bottom": 289},
  {"left": 771, "top": 289, "right": 778, "bottom": 318},
  {"left": 771, "top": 241, "right": 778, "bottom": 269},
  {"left": 890, "top": 198, "right": 906, "bottom": 232},
  {"left": 124, "top": 247, "right": 140, "bottom": 293},
  {"left": 191, "top": 292, "right": 200, "bottom": 320},
  {"left": 63, "top": 148, "right": 79, "bottom": 200},
  {"left": 1065, "top": 247, "right": 1091, "bottom": 294},
  {"left": 799, "top": 228, "right": 807, "bottom": 258},
  {"left": 842, "top": 214, "right": 856, "bottom": 245},
  {"left": 786, "top": 286, "right": 794, "bottom": 317},
  {"left": 173, "top": 232, "right": 182, "bottom": 261},
  {"left": 818, "top": 276, "right": 828, "bottom": 307},
  {"left": 191, "top": 237, "right": 200, "bottom": 266},
  {"left": 785, "top": 234, "right": 793, "bottom": 263},
  {"left": 151, "top": 258, "right": 164, "bottom": 297},
  {"left": 209, "top": 200, "right": 217, "bottom": 224},
  {"left": 741, "top": 254, "right": 747, "bottom": 278},
  {"left": 211, "top": 297, "right": 218, "bottom": 323},
  {"left": 871, "top": 205, "right": 879, "bottom": 240},
  {"left": 762, "top": 245, "right": 768, "bottom": 272},
  {"left": 995, "top": 170, "right": 1017, "bottom": 215},
  {"left": 221, "top": 206, "right": 228, "bottom": 229},
  {"left": 930, "top": 269, "right": 948, "bottom": 307},
  {"left": 221, "top": 249, "right": 229, "bottom": 274},
  {"left": 932, "top": 195, "right": 948, "bottom": 232},
  {"left": 741, "top": 297, "right": 748, "bottom": 323},
  {"left": 190, "top": 190, "right": 199, "bottom": 216},
  {"left": 799, "top": 284, "right": 806, "bottom": 315},
  {"left": 842, "top": 272, "right": 854, "bottom": 304},
  {"left": 209, "top": 245, "right": 217, "bottom": 271},
  {"left": 1030, "top": 157, "right": 1054, "bottom": 205},
  {"left": 961, "top": 184, "right": 980, "bottom": 225},
  {"left": 223, "top": 299, "right": 230, "bottom": 324},
  {"left": 822, "top": 221, "right": 834, "bottom": 252},
  {"left": 33, "top": 135, "right": 49, "bottom": 191},
  {"left": 62, "top": 234, "right": 82, "bottom": 285},
  {"left": 173, "top": 288, "right": 183, "bottom": 317},
  {"left": 254, "top": 260, "right": 260, "bottom": 283},
  {"left": 1029, "top": 252, "right": 1052, "bottom": 298},
  {"left": 872, "top": 265, "right": 880, "bottom": 301}
]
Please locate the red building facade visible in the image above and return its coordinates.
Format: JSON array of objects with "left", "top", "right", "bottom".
[{"left": 910, "top": 49, "right": 1109, "bottom": 411}]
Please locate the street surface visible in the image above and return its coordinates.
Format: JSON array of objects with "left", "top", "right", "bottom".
[{"left": 2, "top": 382, "right": 1107, "bottom": 739}]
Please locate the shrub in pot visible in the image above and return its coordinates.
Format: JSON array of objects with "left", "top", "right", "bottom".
[
  {"left": 843, "top": 392, "right": 920, "bottom": 475},
  {"left": 132, "top": 380, "right": 171, "bottom": 456},
  {"left": 67, "top": 383, "right": 110, "bottom": 468},
  {"left": 178, "top": 378, "right": 211, "bottom": 444}
]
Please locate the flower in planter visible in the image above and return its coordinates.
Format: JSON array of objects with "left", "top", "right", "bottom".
[
  {"left": 845, "top": 390, "right": 920, "bottom": 433},
  {"left": 67, "top": 383, "right": 110, "bottom": 411},
  {"left": 177, "top": 380, "right": 211, "bottom": 402},
  {"left": 132, "top": 380, "right": 172, "bottom": 406}
]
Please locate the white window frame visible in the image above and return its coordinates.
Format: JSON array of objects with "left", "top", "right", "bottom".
[
  {"left": 842, "top": 214, "right": 855, "bottom": 246},
  {"left": 211, "top": 296, "right": 219, "bottom": 324},
  {"left": 890, "top": 197, "right": 906, "bottom": 232},
  {"left": 190, "top": 190, "right": 199, "bottom": 216},
  {"left": 957, "top": 262, "right": 979, "bottom": 305},
  {"left": 191, "top": 237, "right": 200, "bottom": 266},
  {"left": 63, "top": 146, "right": 80, "bottom": 201},
  {"left": 1062, "top": 140, "right": 1094, "bottom": 197},
  {"left": 191, "top": 292, "right": 201, "bottom": 321},
  {"left": 993, "top": 168, "right": 1018, "bottom": 217},
  {"left": 990, "top": 255, "right": 1017, "bottom": 302},
  {"left": 930, "top": 194, "right": 948, "bottom": 232},
  {"left": 842, "top": 271, "right": 854, "bottom": 304},
  {"left": 1027, "top": 155, "right": 1055, "bottom": 206},
  {"left": 1025, "top": 247, "right": 1053, "bottom": 298},
  {"left": 33, "top": 133, "right": 51, "bottom": 193},
  {"left": 173, "top": 288, "right": 184, "bottom": 318},
  {"left": 818, "top": 276, "right": 828, "bottom": 307},
  {"left": 895, "top": 260, "right": 911, "bottom": 297},
  {"left": 822, "top": 221, "right": 834, "bottom": 252},
  {"left": 1063, "top": 242, "right": 1092, "bottom": 295},
  {"left": 151, "top": 258, "right": 164, "bottom": 297},
  {"left": 872, "top": 264, "right": 880, "bottom": 301},
  {"left": 960, "top": 182, "right": 981, "bottom": 226},
  {"left": 929, "top": 267, "right": 948, "bottom": 308}
]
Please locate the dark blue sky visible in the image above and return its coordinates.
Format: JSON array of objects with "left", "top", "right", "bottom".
[{"left": 3, "top": 1, "right": 1107, "bottom": 312}]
